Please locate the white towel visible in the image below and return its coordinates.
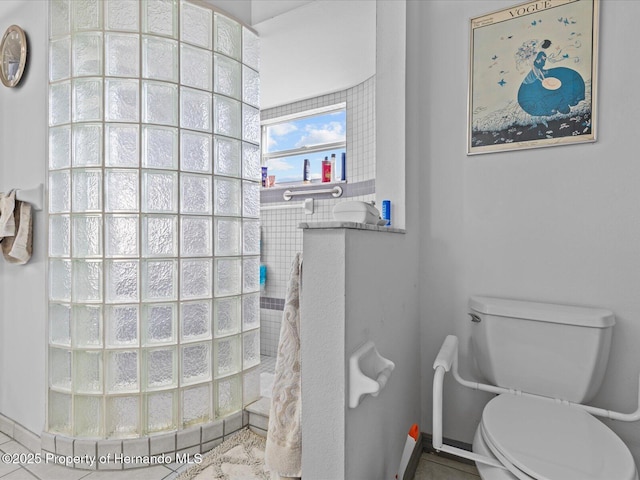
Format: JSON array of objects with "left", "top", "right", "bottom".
[
  {"left": 265, "top": 253, "right": 302, "bottom": 479},
  {"left": 1, "top": 200, "right": 33, "bottom": 265},
  {"left": 0, "top": 190, "right": 16, "bottom": 237}
]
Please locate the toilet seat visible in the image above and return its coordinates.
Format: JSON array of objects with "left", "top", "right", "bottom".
[{"left": 479, "top": 394, "right": 638, "bottom": 480}]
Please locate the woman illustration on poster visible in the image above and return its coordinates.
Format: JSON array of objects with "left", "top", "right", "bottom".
[{"left": 517, "top": 39, "right": 585, "bottom": 117}]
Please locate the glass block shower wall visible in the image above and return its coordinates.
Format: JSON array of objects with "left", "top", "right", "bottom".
[{"left": 47, "top": 0, "right": 261, "bottom": 439}]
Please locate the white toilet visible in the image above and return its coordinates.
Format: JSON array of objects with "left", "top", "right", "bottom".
[{"left": 432, "top": 296, "right": 640, "bottom": 480}]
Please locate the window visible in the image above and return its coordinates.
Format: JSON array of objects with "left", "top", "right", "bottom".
[{"left": 262, "top": 104, "right": 346, "bottom": 185}]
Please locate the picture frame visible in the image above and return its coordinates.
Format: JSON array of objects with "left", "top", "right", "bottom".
[{"left": 468, "top": 0, "right": 599, "bottom": 155}]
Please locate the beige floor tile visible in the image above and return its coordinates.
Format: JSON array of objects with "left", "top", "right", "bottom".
[
  {"left": 0, "top": 467, "right": 39, "bottom": 479},
  {"left": 82, "top": 464, "right": 174, "bottom": 480},
  {"left": 422, "top": 452, "right": 480, "bottom": 475},
  {"left": 0, "top": 432, "right": 11, "bottom": 445},
  {"left": 414, "top": 454, "right": 480, "bottom": 480},
  {"left": 0, "top": 459, "right": 21, "bottom": 477}
]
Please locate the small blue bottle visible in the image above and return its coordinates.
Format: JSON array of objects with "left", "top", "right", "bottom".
[{"left": 382, "top": 200, "right": 391, "bottom": 226}]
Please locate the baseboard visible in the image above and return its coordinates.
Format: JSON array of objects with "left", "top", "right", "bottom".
[{"left": 420, "top": 432, "right": 476, "bottom": 466}]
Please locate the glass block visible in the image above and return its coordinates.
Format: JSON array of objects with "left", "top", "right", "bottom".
[
  {"left": 142, "top": 126, "right": 178, "bottom": 169},
  {"left": 105, "top": 215, "right": 138, "bottom": 257},
  {"left": 108, "top": 350, "right": 139, "bottom": 393},
  {"left": 180, "top": 174, "right": 211, "bottom": 215},
  {"left": 72, "top": 259, "right": 103, "bottom": 303},
  {"left": 49, "top": 259, "right": 72, "bottom": 302},
  {"left": 242, "top": 104, "right": 260, "bottom": 144},
  {"left": 105, "top": 33, "right": 140, "bottom": 77},
  {"left": 145, "top": 347, "right": 176, "bottom": 389},
  {"left": 143, "top": 303, "right": 176, "bottom": 345},
  {"left": 106, "top": 305, "right": 139, "bottom": 346},
  {"left": 50, "top": 303, "right": 71, "bottom": 346},
  {"left": 72, "top": 0, "right": 102, "bottom": 30},
  {"left": 73, "top": 32, "right": 102, "bottom": 77},
  {"left": 181, "top": 342, "right": 211, "bottom": 384},
  {"left": 214, "top": 257, "right": 241, "bottom": 297},
  {"left": 142, "top": 81, "right": 178, "bottom": 126},
  {"left": 50, "top": 0, "right": 71, "bottom": 38},
  {"left": 49, "top": 125, "right": 71, "bottom": 170},
  {"left": 106, "top": 0, "right": 139, "bottom": 32},
  {"left": 106, "top": 124, "right": 139, "bottom": 167},
  {"left": 49, "top": 81, "right": 71, "bottom": 126},
  {"left": 48, "top": 390, "right": 72, "bottom": 435},
  {"left": 143, "top": 36, "right": 178, "bottom": 82},
  {"left": 243, "top": 367, "right": 260, "bottom": 406},
  {"left": 180, "top": 259, "right": 212, "bottom": 299},
  {"left": 181, "top": 301, "right": 211, "bottom": 342},
  {"left": 241, "top": 143, "right": 260, "bottom": 181},
  {"left": 214, "top": 95, "right": 241, "bottom": 138},
  {"left": 214, "top": 177, "right": 241, "bottom": 217},
  {"left": 213, "top": 53, "right": 240, "bottom": 99},
  {"left": 180, "top": 88, "right": 212, "bottom": 133},
  {"left": 215, "top": 374, "right": 242, "bottom": 417},
  {"left": 50, "top": 37, "right": 71, "bottom": 81},
  {"left": 107, "top": 396, "right": 139, "bottom": 437},
  {"left": 214, "top": 335, "right": 240, "bottom": 378},
  {"left": 73, "top": 304, "right": 103, "bottom": 347},
  {"left": 146, "top": 391, "right": 176, "bottom": 433},
  {"left": 180, "top": 1, "right": 212, "bottom": 49},
  {"left": 215, "top": 217, "right": 241, "bottom": 257},
  {"left": 243, "top": 330, "right": 260, "bottom": 369},
  {"left": 49, "top": 347, "right": 72, "bottom": 390},
  {"left": 180, "top": 44, "right": 211, "bottom": 91},
  {"left": 242, "top": 293, "right": 260, "bottom": 331},
  {"left": 242, "top": 65, "right": 260, "bottom": 108},
  {"left": 105, "top": 169, "right": 139, "bottom": 212},
  {"left": 242, "top": 180, "right": 260, "bottom": 218},
  {"left": 74, "top": 395, "right": 102, "bottom": 437},
  {"left": 243, "top": 257, "right": 260, "bottom": 293},
  {"left": 214, "top": 13, "right": 241, "bottom": 60},
  {"left": 72, "top": 169, "right": 102, "bottom": 212},
  {"left": 242, "top": 219, "right": 259, "bottom": 256},
  {"left": 72, "top": 123, "right": 103, "bottom": 167},
  {"left": 50, "top": 215, "right": 70, "bottom": 257},
  {"left": 74, "top": 350, "right": 103, "bottom": 393},
  {"left": 73, "top": 78, "right": 103, "bottom": 122},
  {"left": 181, "top": 131, "right": 211, "bottom": 173},
  {"left": 142, "top": 170, "right": 178, "bottom": 213},
  {"left": 143, "top": 0, "right": 177, "bottom": 38},
  {"left": 105, "top": 79, "right": 140, "bottom": 122},
  {"left": 182, "top": 384, "right": 211, "bottom": 427},
  {"left": 242, "top": 27, "right": 260, "bottom": 70},
  {"left": 213, "top": 296, "right": 240, "bottom": 338},
  {"left": 72, "top": 214, "right": 103, "bottom": 258},
  {"left": 142, "top": 259, "right": 178, "bottom": 301},
  {"left": 142, "top": 215, "right": 178, "bottom": 257},
  {"left": 105, "top": 260, "right": 139, "bottom": 303},
  {"left": 181, "top": 216, "right": 212, "bottom": 257},
  {"left": 214, "top": 137, "right": 241, "bottom": 177}
]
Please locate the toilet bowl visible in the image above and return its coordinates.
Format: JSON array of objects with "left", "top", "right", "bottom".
[
  {"left": 432, "top": 297, "right": 640, "bottom": 480},
  {"left": 473, "top": 395, "right": 638, "bottom": 480}
]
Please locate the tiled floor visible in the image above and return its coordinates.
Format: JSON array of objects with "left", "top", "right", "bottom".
[{"left": 414, "top": 452, "right": 480, "bottom": 479}]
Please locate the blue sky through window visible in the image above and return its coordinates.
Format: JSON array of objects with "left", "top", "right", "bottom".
[{"left": 263, "top": 109, "right": 346, "bottom": 184}]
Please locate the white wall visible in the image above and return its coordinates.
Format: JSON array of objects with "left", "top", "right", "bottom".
[
  {"left": 412, "top": 0, "right": 640, "bottom": 466},
  {"left": 0, "top": 0, "right": 48, "bottom": 435},
  {"left": 253, "top": 0, "right": 376, "bottom": 109}
]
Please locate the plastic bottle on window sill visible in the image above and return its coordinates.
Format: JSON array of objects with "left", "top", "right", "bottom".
[
  {"left": 330, "top": 153, "right": 336, "bottom": 182},
  {"left": 322, "top": 156, "right": 331, "bottom": 183}
]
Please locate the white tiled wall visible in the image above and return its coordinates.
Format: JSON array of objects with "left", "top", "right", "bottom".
[{"left": 260, "top": 76, "right": 376, "bottom": 356}]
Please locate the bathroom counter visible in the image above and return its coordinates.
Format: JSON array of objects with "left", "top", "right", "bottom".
[{"left": 299, "top": 221, "right": 405, "bottom": 234}]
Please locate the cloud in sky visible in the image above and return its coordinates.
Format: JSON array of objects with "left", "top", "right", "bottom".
[
  {"left": 296, "top": 121, "right": 345, "bottom": 147},
  {"left": 267, "top": 158, "right": 295, "bottom": 171},
  {"left": 266, "top": 122, "right": 298, "bottom": 150}
]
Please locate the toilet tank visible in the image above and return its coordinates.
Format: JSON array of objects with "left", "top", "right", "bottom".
[{"left": 469, "top": 296, "right": 615, "bottom": 403}]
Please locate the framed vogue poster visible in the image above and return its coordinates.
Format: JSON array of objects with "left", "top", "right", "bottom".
[{"left": 468, "top": 0, "right": 599, "bottom": 155}]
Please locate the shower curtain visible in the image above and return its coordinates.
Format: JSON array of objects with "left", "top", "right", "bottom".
[{"left": 265, "top": 253, "right": 302, "bottom": 478}]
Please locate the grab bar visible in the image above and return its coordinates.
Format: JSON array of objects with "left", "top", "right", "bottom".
[
  {"left": 283, "top": 185, "right": 342, "bottom": 201},
  {"left": 261, "top": 198, "right": 314, "bottom": 214}
]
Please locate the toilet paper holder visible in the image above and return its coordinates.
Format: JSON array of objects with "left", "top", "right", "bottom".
[{"left": 349, "top": 341, "right": 395, "bottom": 408}]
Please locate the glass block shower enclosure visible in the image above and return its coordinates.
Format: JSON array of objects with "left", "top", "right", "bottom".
[{"left": 47, "top": 0, "right": 261, "bottom": 438}]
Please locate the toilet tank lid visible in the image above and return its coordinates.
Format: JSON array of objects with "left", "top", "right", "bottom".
[{"left": 469, "top": 296, "right": 615, "bottom": 328}]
